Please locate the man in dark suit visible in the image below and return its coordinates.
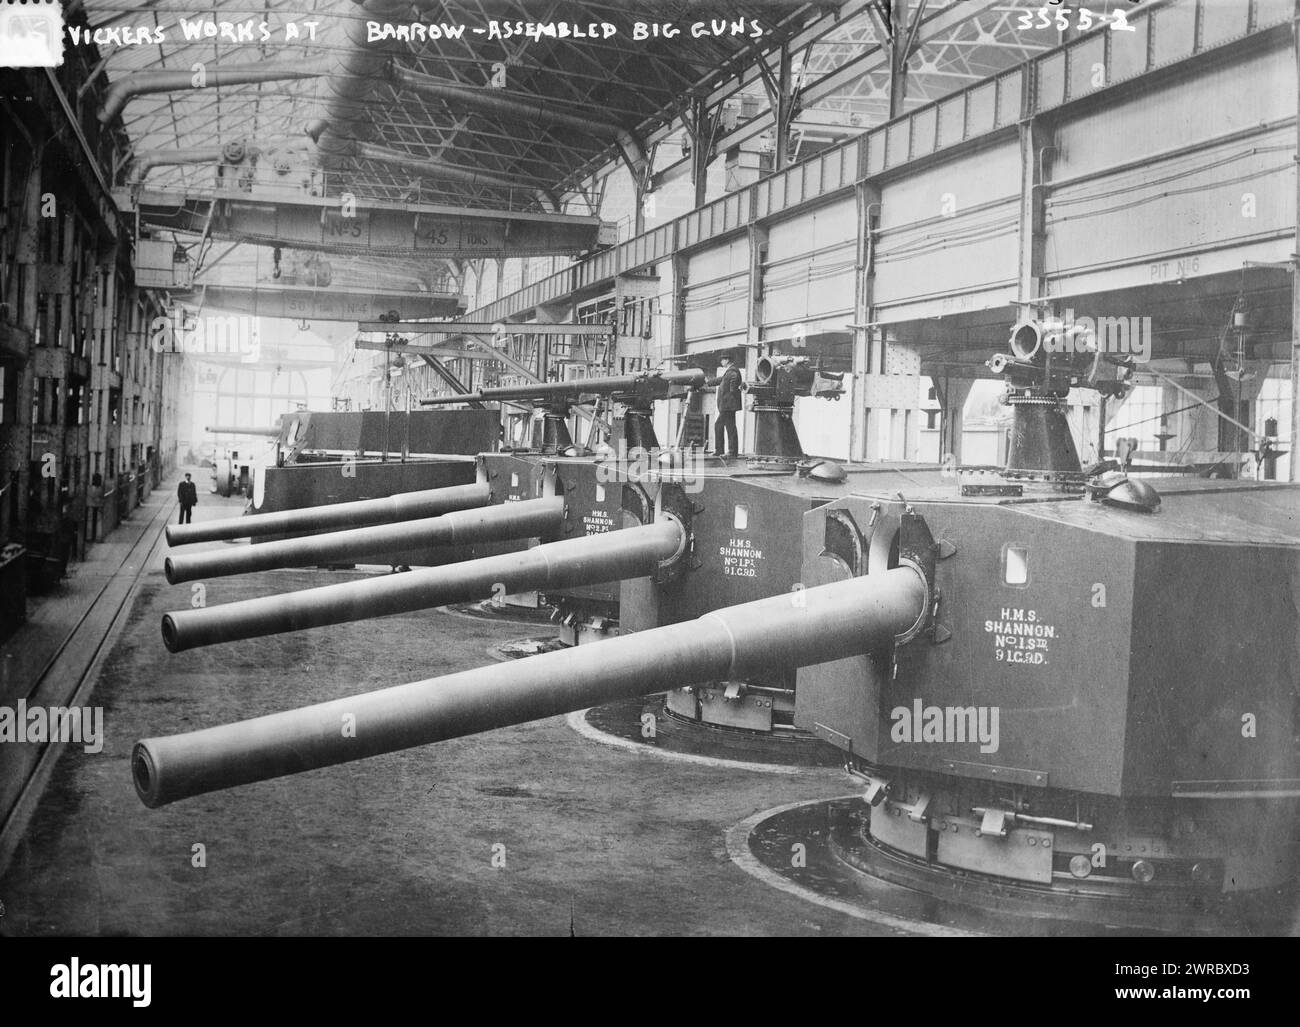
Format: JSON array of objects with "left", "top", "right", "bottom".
[
  {"left": 177, "top": 473, "right": 198, "bottom": 524},
  {"left": 708, "top": 355, "right": 743, "bottom": 458}
]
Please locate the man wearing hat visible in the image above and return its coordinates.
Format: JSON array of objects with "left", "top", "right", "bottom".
[
  {"left": 177, "top": 472, "right": 198, "bottom": 524},
  {"left": 708, "top": 354, "right": 743, "bottom": 459}
]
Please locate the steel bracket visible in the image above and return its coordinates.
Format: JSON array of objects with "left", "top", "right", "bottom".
[{"left": 979, "top": 808, "right": 1009, "bottom": 838}]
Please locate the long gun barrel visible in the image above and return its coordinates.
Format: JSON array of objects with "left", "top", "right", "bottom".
[
  {"left": 418, "top": 368, "right": 705, "bottom": 406},
  {"left": 164, "top": 496, "right": 565, "bottom": 585},
  {"left": 161, "top": 519, "right": 686, "bottom": 652},
  {"left": 165, "top": 482, "right": 491, "bottom": 546},
  {"left": 134, "top": 567, "right": 926, "bottom": 807},
  {"left": 205, "top": 424, "right": 281, "bottom": 436}
]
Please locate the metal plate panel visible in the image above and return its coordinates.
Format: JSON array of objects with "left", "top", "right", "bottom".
[
  {"left": 941, "top": 760, "right": 1048, "bottom": 789},
  {"left": 1052, "top": 46, "right": 1293, "bottom": 183},
  {"left": 936, "top": 818, "right": 1053, "bottom": 884},
  {"left": 870, "top": 801, "right": 930, "bottom": 859},
  {"left": 1127, "top": 540, "right": 1300, "bottom": 793},
  {"left": 665, "top": 688, "right": 697, "bottom": 720},
  {"left": 876, "top": 141, "right": 1021, "bottom": 228},
  {"left": 766, "top": 196, "right": 856, "bottom": 255},
  {"left": 685, "top": 237, "right": 750, "bottom": 344},
  {"left": 699, "top": 686, "right": 774, "bottom": 731},
  {"left": 1047, "top": 129, "right": 1294, "bottom": 282},
  {"left": 283, "top": 410, "right": 497, "bottom": 457}
]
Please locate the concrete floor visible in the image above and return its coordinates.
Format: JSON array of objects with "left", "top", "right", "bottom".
[{"left": 0, "top": 489, "right": 879, "bottom": 936}]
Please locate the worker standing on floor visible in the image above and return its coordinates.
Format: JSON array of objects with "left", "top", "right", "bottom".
[
  {"left": 177, "top": 473, "right": 198, "bottom": 524},
  {"left": 708, "top": 354, "right": 743, "bottom": 459}
]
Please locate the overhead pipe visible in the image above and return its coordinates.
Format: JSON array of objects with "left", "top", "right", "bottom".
[
  {"left": 311, "top": 136, "right": 545, "bottom": 194},
  {"left": 132, "top": 146, "right": 229, "bottom": 182},
  {"left": 99, "top": 61, "right": 330, "bottom": 123},
  {"left": 102, "top": 0, "right": 559, "bottom": 206},
  {"left": 307, "top": 0, "right": 406, "bottom": 157},
  {"left": 391, "top": 66, "right": 648, "bottom": 180},
  {"left": 303, "top": 0, "right": 555, "bottom": 209},
  {"left": 132, "top": 139, "right": 305, "bottom": 185}
]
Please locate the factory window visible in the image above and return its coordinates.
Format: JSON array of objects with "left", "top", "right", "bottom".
[
  {"left": 733, "top": 504, "right": 748, "bottom": 531},
  {"left": 64, "top": 383, "right": 81, "bottom": 427},
  {"left": 1003, "top": 545, "right": 1029, "bottom": 586},
  {"left": 31, "top": 376, "right": 45, "bottom": 424},
  {"left": 594, "top": 483, "right": 606, "bottom": 503},
  {"left": 37, "top": 215, "right": 54, "bottom": 263},
  {"left": 510, "top": 472, "right": 520, "bottom": 488}
]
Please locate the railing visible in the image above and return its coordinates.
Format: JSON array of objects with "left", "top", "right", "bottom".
[{"left": 458, "top": 0, "right": 1285, "bottom": 325}]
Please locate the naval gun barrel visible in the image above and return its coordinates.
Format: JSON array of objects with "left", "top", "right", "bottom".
[
  {"left": 161, "top": 519, "right": 686, "bottom": 653},
  {"left": 134, "top": 567, "right": 926, "bottom": 807},
  {"left": 165, "top": 482, "right": 491, "bottom": 546},
  {"left": 163, "top": 496, "right": 565, "bottom": 585},
  {"left": 418, "top": 368, "right": 705, "bottom": 407}
]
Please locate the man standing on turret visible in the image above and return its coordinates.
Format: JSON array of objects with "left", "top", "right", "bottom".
[
  {"left": 177, "top": 472, "right": 198, "bottom": 524},
  {"left": 708, "top": 354, "right": 743, "bottom": 459}
]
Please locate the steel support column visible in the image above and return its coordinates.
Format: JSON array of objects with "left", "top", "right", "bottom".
[
  {"left": 1292, "top": 0, "right": 1300, "bottom": 480},
  {"left": 933, "top": 374, "right": 973, "bottom": 466},
  {"left": 851, "top": 179, "right": 880, "bottom": 462},
  {"left": 689, "top": 97, "right": 711, "bottom": 210},
  {"left": 889, "top": 0, "right": 911, "bottom": 120},
  {"left": 1017, "top": 117, "right": 1051, "bottom": 310},
  {"left": 746, "top": 222, "right": 768, "bottom": 349}
]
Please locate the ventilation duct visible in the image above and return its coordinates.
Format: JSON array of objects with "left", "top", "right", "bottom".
[
  {"left": 99, "top": 61, "right": 329, "bottom": 123},
  {"left": 390, "top": 65, "right": 647, "bottom": 180},
  {"left": 305, "top": 0, "right": 553, "bottom": 207}
]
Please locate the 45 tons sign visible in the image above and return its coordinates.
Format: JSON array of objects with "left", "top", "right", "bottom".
[{"left": 413, "top": 215, "right": 504, "bottom": 252}]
